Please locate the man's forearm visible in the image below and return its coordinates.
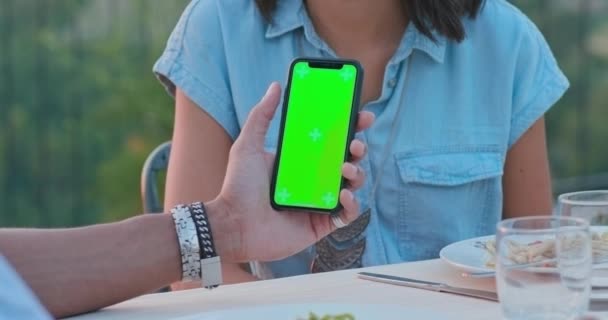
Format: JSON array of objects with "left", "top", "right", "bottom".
[{"left": 0, "top": 213, "right": 182, "bottom": 318}]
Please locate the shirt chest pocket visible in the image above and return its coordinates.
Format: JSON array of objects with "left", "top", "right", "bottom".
[{"left": 394, "top": 146, "right": 504, "bottom": 259}]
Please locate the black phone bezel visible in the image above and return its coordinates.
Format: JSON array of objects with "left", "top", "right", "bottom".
[{"left": 269, "top": 57, "right": 365, "bottom": 214}]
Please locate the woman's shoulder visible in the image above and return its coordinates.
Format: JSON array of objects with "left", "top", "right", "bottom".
[
  {"left": 466, "top": 0, "right": 543, "bottom": 42},
  {"left": 164, "top": 0, "right": 268, "bottom": 54},
  {"left": 455, "top": 0, "right": 555, "bottom": 68},
  {"left": 183, "top": 0, "right": 262, "bottom": 28}
]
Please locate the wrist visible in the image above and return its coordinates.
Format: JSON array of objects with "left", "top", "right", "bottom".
[
  {"left": 129, "top": 214, "right": 183, "bottom": 284},
  {"left": 205, "top": 197, "right": 243, "bottom": 263}
]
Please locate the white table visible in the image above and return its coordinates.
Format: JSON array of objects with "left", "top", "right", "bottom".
[{"left": 69, "top": 259, "right": 607, "bottom": 319}]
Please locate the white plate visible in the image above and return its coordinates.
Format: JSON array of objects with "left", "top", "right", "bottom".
[
  {"left": 439, "top": 236, "right": 558, "bottom": 276},
  {"left": 440, "top": 226, "right": 608, "bottom": 274},
  {"left": 439, "top": 235, "right": 494, "bottom": 274},
  {"left": 172, "top": 303, "right": 448, "bottom": 320},
  {"left": 439, "top": 228, "right": 608, "bottom": 301}
]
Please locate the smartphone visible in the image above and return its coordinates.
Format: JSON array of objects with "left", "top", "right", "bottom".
[{"left": 270, "top": 58, "right": 364, "bottom": 213}]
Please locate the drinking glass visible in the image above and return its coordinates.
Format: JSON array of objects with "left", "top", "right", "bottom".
[
  {"left": 559, "top": 191, "right": 608, "bottom": 280},
  {"left": 496, "top": 216, "right": 592, "bottom": 320}
]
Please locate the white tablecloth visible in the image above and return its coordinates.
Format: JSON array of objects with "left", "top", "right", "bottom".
[{"left": 68, "top": 259, "right": 608, "bottom": 319}]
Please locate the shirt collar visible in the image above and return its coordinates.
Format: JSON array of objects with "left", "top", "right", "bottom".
[
  {"left": 265, "top": 0, "right": 446, "bottom": 64},
  {"left": 410, "top": 28, "right": 447, "bottom": 64},
  {"left": 265, "top": 0, "right": 305, "bottom": 39}
]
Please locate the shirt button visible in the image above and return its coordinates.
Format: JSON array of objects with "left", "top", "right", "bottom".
[{"left": 388, "top": 78, "right": 397, "bottom": 88}]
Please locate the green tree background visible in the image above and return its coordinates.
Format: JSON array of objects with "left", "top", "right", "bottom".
[{"left": 0, "top": 0, "right": 607, "bottom": 227}]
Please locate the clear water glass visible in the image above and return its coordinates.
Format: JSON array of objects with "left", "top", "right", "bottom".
[
  {"left": 496, "top": 216, "right": 592, "bottom": 320},
  {"left": 559, "top": 191, "right": 608, "bottom": 281}
]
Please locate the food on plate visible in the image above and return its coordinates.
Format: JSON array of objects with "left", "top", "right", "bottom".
[
  {"left": 297, "top": 312, "right": 355, "bottom": 320},
  {"left": 478, "top": 230, "right": 608, "bottom": 268}
]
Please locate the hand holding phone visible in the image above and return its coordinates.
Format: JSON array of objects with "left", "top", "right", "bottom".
[
  {"left": 270, "top": 58, "right": 364, "bottom": 213},
  {"left": 217, "top": 81, "right": 372, "bottom": 261}
]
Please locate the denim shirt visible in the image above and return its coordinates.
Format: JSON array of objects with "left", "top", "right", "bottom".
[
  {"left": 0, "top": 256, "right": 51, "bottom": 319},
  {"left": 154, "top": 0, "right": 569, "bottom": 278}
]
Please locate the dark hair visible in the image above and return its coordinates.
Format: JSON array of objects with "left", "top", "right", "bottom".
[{"left": 255, "top": 0, "right": 484, "bottom": 42}]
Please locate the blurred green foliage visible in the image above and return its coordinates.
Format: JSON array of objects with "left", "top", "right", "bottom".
[
  {"left": 0, "top": 0, "right": 187, "bottom": 227},
  {"left": 0, "top": 0, "right": 607, "bottom": 227}
]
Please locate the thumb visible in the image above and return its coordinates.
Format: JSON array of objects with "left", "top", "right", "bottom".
[{"left": 238, "top": 82, "right": 281, "bottom": 150}]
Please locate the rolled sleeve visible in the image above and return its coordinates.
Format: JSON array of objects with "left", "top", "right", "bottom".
[
  {"left": 508, "top": 19, "right": 569, "bottom": 148},
  {"left": 153, "top": 0, "right": 239, "bottom": 140}
]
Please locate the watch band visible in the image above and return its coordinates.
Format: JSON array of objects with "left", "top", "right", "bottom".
[
  {"left": 170, "top": 204, "right": 201, "bottom": 282},
  {"left": 189, "top": 202, "right": 222, "bottom": 288}
]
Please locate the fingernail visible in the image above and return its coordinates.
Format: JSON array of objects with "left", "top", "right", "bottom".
[{"left": 265, "top": 82, "right": 276, "bottom": 96}]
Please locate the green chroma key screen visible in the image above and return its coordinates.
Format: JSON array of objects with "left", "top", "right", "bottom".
[{"left": 273, "top": 60, "right": 359, "bottom": 211}]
